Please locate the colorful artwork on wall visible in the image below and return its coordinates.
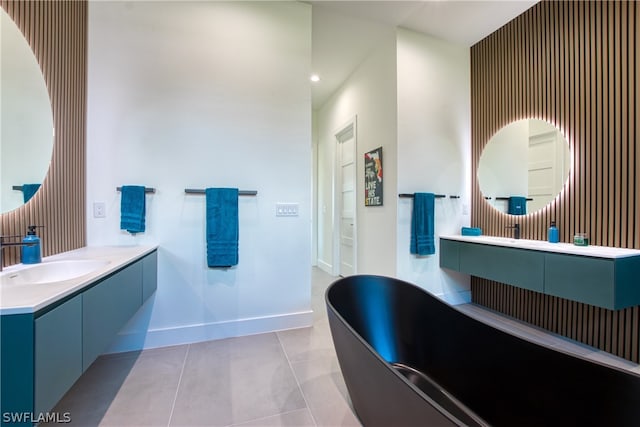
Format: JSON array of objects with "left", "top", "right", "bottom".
[{"left": 364, "top": 147, "right": 383, "bottom": 206}]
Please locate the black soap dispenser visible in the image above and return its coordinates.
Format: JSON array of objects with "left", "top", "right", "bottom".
[{"left": 21, "top": 225, "right": 42, "bottom": 264}]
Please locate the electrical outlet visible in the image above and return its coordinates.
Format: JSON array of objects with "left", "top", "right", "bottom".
[
  {"left": 276, "top": 203, "right": 299, "bottom": 217},
  {"left": 93, "top": 202, "right": 106, "bottom": 218}
]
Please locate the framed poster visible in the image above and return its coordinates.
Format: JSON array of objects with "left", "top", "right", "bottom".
[{"left": 364, "top": 147, "right": 383, "bottom": 206}]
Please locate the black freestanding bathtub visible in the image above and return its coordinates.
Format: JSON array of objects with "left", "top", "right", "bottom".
[{"left": 326, "top": 275, "right": 640, "bottom": 427}]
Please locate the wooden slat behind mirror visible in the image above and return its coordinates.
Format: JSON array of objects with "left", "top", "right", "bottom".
[
  {"left": 0, "top": 0, "right": 86, "bottom": 267},
  {"left": 471, "top": 1, "right": 639, "bottom": 361}
]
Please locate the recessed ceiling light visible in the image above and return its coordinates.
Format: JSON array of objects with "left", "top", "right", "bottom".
[{"left": 310, "top": 74, "right": 320, "bottom": 82}]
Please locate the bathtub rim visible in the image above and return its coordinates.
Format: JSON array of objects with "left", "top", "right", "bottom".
[
  {"left": 325, "top": 274, "right": 490, "bottom": 427},
  {"left": 327, "top": 274, "right": 640, "bottom": 377}
]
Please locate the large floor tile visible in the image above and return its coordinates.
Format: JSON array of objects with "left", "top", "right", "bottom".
[
  {"left": 230, "top": 408, "right": 315, "bottom": 427},
  {"left": 277, "top": 318, "right": 336, "bottom": 364},
  {"left": 45, "top": 356, "right": 138, "bottom": 426},
  {"left": 47, "top": 345, "right": 187, "bottom": 426},
  {"left": 98, "top": 345, "right": 187, "bottom": 426},
  {"left": 169, "top": 333, "right": 306, "bottom": 427},
  {"left": 291, "top": 354, "right": 361, "bottom": 427},
  {"left": 311, "top": 273, "right": 333, "bottom": 321}
]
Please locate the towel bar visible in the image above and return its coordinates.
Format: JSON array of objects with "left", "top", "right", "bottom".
[
  {"left": 185, "top": 189, "right": 257, "bottom": 196},
  {"left": 399, "top": 193, "right": 459, "bottom": 199},
  {"left": 12, "top": 185, "right": 23, "bottom": 191},
  {"left": 495, "top": 197, "right": 532, "bottom": 201},
  {"left": 117, "top": 187, "right": 156, "bottom": 194}
]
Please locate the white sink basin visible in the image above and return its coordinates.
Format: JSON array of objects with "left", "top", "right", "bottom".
[{"left": 0, "top": 259, "right": 110, "bottom": 286}]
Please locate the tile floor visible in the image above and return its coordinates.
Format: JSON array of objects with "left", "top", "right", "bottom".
[
  {"left": 47, "top": 268, "right": 640, "bottom": 426},
  {"left": 47, "top": 268, "right": 360, "bottom": 427}
]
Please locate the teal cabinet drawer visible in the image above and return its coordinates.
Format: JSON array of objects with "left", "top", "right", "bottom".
[
  {"left": 1, "top": 313, "right": 34, "bottom": 421},
  {"left": 82, "top": 260, "right": 143, "bottom": 371},
  {"left": 459, "top": 243, "right": 545, "bottom": 292},
  {"left": 35, "top": 295, "right": 82, "bottom": 415},
  {"left": 142, "top": 250, "right": 158, "bottom": 301},
  {"left": 545, "top": 254, "right": 614, "bottom": 308},
  {"left": 613, "top": 256, "right": 640, "bottom": 309},
  {"left": 440, "top": 239, "right": 460, "bottom": 270},
  {"left": 545, "top": 253, "right": 640, "bottom": 310}
]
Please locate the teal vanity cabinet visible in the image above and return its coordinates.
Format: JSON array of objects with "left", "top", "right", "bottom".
[
  {"left": 440, "top": 238, "right": 544, "bottom": 292},
  {"left": 458, "top": 242, "right": 544, "bottom": 292},
  {"left": 34, "top": 295, "right": 83, "bottom": 416},
  {"left": 544, "top": 252, "right": 640, "bottom": 310},
  {"left": 82, "top": 250, "right": 157, "bottom": 370},
  {"left": 142, "top": 250, "right": 158, "bottom": 301},
  {"left": 0, "top": 249, "right": 157, "bottom": 426},
  {"left": 440, "top": 237, "right": 640, "bottom": 310},
  {"left": 82, "top": 260, "right": 143, "bottom": 371}
]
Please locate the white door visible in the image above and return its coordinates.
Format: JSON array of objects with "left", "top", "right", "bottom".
[
  {"left": 527, "top": 130, "right": 559, "bottom": 212},
  {"left": 336, "top": 123, "right": 356, "bottom": 277}
]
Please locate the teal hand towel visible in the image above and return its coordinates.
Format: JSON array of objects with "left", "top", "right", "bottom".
[
  {"left": 461, "top": 227, "right": 482, "bottom": 236},
  {"left": 120, "top": 185, "right": 146, "bottom": 234},
  {"left": 206, "top": 188, "right": 239, "bottom": 268},
  {"left": 508, "top": 196, "right": 527, "bottom": 215},
  {"left": 410, "top": 192, "right": 435, "bottom": 255},
  {"left": 22, "top": 183, "right": 40, "bottom": 203}
]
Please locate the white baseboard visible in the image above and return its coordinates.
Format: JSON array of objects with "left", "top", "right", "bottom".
[
  {"left": 106, "top": 310, "right": 314, "bottom": 354},
  {"left": 316, "top": 259, "right": 332, "bottom": 274}
]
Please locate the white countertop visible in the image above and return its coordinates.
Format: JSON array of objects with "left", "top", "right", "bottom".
[
  {"left": 440, "top": 234, "right": 640, "bottom": 259},
  {"left": 0, "top": 245, "right": 158, "bottom": 315}
]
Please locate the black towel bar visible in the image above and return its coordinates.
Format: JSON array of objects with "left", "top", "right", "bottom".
[
  {"left": 185, "top": 189, "right": 257, "bottom": 196},
  {"left": 117, "top": 186, "right": 156, "bottom": 194},
  {"left": 398, "top": 193, "right": 448, "bottom": 199},
  {"left": 495, "top": 197, "right": 533, "bottom": 201}
]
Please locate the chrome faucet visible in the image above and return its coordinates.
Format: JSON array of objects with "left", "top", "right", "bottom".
[
  {"left": 0, "top": 235, "right": 36, "bottom": 272},
  {"left": 505, "top": 223, "right": 520, "bottom": 240}
]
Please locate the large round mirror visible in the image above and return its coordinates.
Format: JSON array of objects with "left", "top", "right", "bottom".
[
  {"left": 1, "top": 8, "right": 53, "bottom": 213},
  {"left": 478, "top": 118, "right": 571, "bottom": 215}
]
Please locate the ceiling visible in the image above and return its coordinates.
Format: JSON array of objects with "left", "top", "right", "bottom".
[{"left": 310, "top": 0, "right": 539, "bottom": 109}]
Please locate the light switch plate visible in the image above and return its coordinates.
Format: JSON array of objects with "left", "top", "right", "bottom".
[
  {"left": 93, "top": 202, "right": 106, "bottom": 218},
  {"left": 276, "top": 203, "right": 299, "bottom": 217}
]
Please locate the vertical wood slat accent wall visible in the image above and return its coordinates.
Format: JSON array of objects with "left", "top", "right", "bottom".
[
  {"left": 471, "top": 1, "right": 639, "bottom": 361},
  {"left": 1, "top": 0, "right": 86, "bottom": 267}
]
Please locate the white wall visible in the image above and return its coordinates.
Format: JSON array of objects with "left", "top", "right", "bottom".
[
  {"left": 396, "top": 28, "right": 471, "bottom": 304},
  {"left": 316, "top": 26, "right": 398, "bottom": 277},
  {"left": 87, "top": 1, "right": 312, "bottom": 352}
]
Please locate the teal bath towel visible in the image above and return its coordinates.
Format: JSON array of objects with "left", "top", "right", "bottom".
[
  {"left": 22, "top": 183, "right": 40, "bottom": 203},
  {"left": 120, "top": 185, "right": 146, "bottom": 234},
  {"left": 508, "top": 196, "right": 527, "bottom": 215},
  {"left": 206, "top": 188, "right": 239, "bottom": 268},
  {"left": 461, "top": 227, "right": 482, "bottom": 236},
  {"left": 410, "top": 192, "right": 435, "bottom": 255}
]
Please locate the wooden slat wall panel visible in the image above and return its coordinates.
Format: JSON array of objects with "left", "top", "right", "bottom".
[
  {"left": 0, "top": 0, "right": 86, "bottom": 266},
  {"left": 471, "top": 1, "right": 640, "bottom": 362}
]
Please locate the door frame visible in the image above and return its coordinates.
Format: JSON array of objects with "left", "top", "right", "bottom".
[{"left": 332, "top": 116, "right": 358, "bottom": 276}]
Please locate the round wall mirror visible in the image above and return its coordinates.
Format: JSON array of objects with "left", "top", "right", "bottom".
[
  {"left": 477, "top": 118, "right": 571, "bottom": 215},
  {"left": 1, "top": 8, "right": 54, "bottom": 213}
]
